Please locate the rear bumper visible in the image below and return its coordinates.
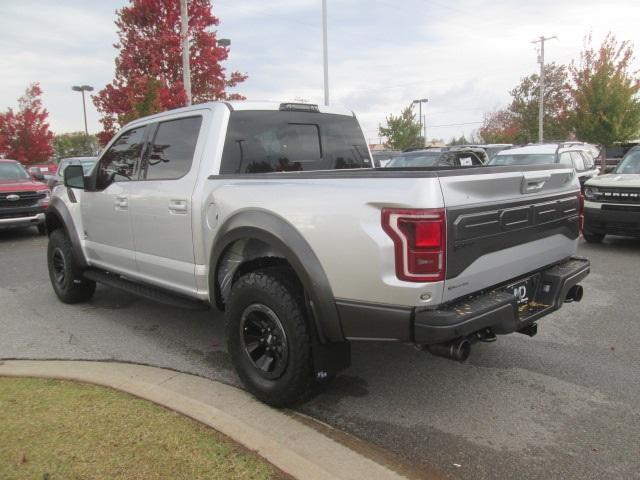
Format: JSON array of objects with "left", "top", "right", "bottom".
[
  {"left": 337, "top": 257, "right": 590, "bottom": 345},
  {"left": 584, "top": 205, "right": 640, "bottom": 236},
  {"left": 414, "top": 257, "right": 589, "bottom": 344}
]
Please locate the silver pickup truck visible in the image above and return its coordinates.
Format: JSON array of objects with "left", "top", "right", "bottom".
[{"left": 46, "top": 101, "right": 590, "bottom": 406}]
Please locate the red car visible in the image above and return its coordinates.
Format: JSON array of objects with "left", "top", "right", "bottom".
[{"left": 0, "top": 159, "right": 51, "bottom": 235}]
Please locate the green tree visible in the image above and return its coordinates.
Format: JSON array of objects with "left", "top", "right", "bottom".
[
  {"left": 569, "top": 33, "right": 640, "bottom": 167},
  {"left": 448, "top": 134, "right": 469, "bottom": 146},
  {"left": 378, "top": 106, "right": 423, "bottom": 150},
  {"left": 509, "top": 63, "right": 572, "bottom": 143},
  {"left": 53, "top": 132, "right": 100, "bottom": 161}
]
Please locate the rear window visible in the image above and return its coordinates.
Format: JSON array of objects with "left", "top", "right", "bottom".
[
  {"left": 220, "top": 111, "right": 371, "bottom": 174},
  {"left": 489, "top": 153, "right": 556, "bottom": 166},
  {"left": 387, "top": 152, "right": 441, "bottom": 167}
]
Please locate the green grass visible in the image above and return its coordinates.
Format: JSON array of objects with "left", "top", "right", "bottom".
[{"left": 0, "top": 377, "right": 283, "bottom": 480}]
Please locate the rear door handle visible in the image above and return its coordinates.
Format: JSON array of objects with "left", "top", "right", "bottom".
[
  {"left": 168, "top": 199, "right": 188, "bottom": 214},
  {"left": 114, "top": 195, "right": 128, "bottom": 210}
]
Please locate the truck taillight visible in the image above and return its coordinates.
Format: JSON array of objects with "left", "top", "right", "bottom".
[{"left": 382, "top": 208, "right": 446, "bottom": 282}]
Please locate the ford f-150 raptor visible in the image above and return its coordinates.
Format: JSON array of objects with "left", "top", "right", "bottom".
[{"left": 46, "top": 101, "right": 590, "bottom": 406}]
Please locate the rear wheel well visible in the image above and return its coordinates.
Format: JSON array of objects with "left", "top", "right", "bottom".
[{"left": 214, "top": 238, "right": 299, "bottom": 311}]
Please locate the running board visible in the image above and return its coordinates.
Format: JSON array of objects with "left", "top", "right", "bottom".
[{"left": 83, "top": 269, "right": 210, "bottom": 311}]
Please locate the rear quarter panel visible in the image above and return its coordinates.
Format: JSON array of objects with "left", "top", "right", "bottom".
[{"left": 202, "top": 175, "right": 446, "bottom": 308}]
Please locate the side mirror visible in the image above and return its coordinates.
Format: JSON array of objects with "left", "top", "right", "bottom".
[
  {"left": 30, "top": 169, "right": 45, "bottom": 182},
  {"left": 64, "top": 165, "right": 85, "bottom": 189}
]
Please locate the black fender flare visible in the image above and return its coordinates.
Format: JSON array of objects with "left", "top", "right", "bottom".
[
  {"left": 46, "top": 196, "right": 88, "bottom": 269},
  {"left": 209, "top": 210, "right": 344, "bottom": 343}
]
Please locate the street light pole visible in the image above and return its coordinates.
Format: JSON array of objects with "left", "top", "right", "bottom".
[
  {"left": 71, "top": 85, "right": 94, "bottom": 135},
  {"left": 180, "top": 0, "right": 192, "bottom": 105},
  {"left": 412, "top": 98, "right": 428, "bottom": 146},
  {"left": 322, "top": 0, "right": 329, "bottom": 106},
  {"left": 532, "top": 35, "right": 556, "bottom": 144}
]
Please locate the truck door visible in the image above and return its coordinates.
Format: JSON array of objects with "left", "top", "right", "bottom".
[
  {"left": 82, "top": 125, "right": 146, "bottom": 275},
  {"left": 128, "top": 114, "right": 204, "bottom": 295}
]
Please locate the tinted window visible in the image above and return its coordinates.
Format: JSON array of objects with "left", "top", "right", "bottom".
[
  {"left": 220, "top": 111, "right": 371, "bottom": 174},
  {"left": 322, "top": 118, "right": 371, "bottom": 169},
  {"left": 144, "top": 116, "right": 203, "bottom": 180},
  {"left": 96, "top": 127, "right": 145, "bottom": 190},
  {"left": 570, "top": 151, "right": 585, "bottom": 171},
  {"left": 447, "top": 151, "right": 485, "bottom": 166}
]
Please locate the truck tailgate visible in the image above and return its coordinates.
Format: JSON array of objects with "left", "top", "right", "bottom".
[{"left": 438, "top": 166, "right": 581, "bottom": 302}]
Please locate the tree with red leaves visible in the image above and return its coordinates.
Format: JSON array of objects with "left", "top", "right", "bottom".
[
  {"left": 478, "top": 109, "right": 520, "bottom": 144},
  {"left": 0, "top": 83, "right": 54, "bottom": 164},
  {"left": 93, "top": 0, "right": 247, "bottom": 145}
]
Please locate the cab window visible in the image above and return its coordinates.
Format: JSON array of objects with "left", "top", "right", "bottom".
[
  {"left": 95, "top": 127, "right": 145, "bottom": 190},
  {"left": 143, "top": 116, "right": 203, "bottom": 180}
]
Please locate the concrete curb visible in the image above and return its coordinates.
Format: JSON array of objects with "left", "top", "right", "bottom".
[{"left": 0, "top": 360, "right": 406, "bottom": 480}]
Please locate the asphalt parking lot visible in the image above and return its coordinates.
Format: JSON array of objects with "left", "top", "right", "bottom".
[{"left": 1, "top": 228, "right": 639, "bottom": 480}]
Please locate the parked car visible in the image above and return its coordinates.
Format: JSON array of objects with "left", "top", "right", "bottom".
[
  {"left": 582, "top": 146, "right": 640, "bottom": 242},
  {"left": 457, "top": 143, "right": 513, "bottom": 160},
  {"left": 0, "top": 159, "right": 50, "bottom": 234},
  {"left": 603, "top": 142, "right": 639, "bottom": 172},
  {"left": 27, "top": 163, "right": 58, "bottom": 183},
  {"left": 489, "top": 142, "right": 598, "bottom": 187},
  {"left": 46, "top": 101, "right": 589, "bottom": 407},
  {"left": 386, "top": 146, "right": 486, "bottom": 167},
  {"left": 48, "top": 157, "right": 97, "bottom": 189},
  {"left": 371, "top": 150, "right": 400, "bottom": 167}
]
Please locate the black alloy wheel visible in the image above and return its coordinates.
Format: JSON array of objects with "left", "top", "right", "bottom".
[
  {"left": 51, "top": 247, "right": 67, "bottom": 289},
  {"left": 240, "top": 303, "right": 289, "bottom": 380}
]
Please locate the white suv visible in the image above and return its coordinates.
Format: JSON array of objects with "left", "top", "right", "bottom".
[{"left": 489, "top": 142, "right": 599, "bottom": 187}]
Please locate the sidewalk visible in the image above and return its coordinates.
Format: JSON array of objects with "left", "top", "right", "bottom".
[{"left": 0, "top": 360, "right": 407, "bottom": 480}]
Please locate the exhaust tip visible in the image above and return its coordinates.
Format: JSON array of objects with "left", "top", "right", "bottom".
[
  {"left": 454, "top": 338, "right": 471, "bottom": 362},
  {"left": 426, "top": 337, "right": 471, "bottom": 362},
  {"left": 566, "top": 284, "right": 584, "bottom": 303}
]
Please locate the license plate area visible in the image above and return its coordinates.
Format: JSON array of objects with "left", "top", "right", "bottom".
[{"left": 505, "top": 274, "right": 541, "bottom": 312}]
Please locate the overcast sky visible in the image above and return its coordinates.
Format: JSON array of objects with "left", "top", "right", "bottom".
[{"left": 1, "top": 0, "right": 639, "bottom": 143}]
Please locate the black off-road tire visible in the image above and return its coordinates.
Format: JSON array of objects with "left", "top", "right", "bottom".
[
  {"left": 583, "top": 232, "right": 605, "bottom": 243},
  {"left": 36, "top": 223, "right": 46, "bottom": 235},
  {"left": 226, "top": 267, "right": 313, "bottom": 407},
  {"left": 47, "top": 229, "right": 96, "bottom": 303}
]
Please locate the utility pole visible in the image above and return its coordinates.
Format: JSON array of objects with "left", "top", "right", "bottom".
[
  {"left": 180, "top": 0, "right": 192, "bottom": 105},
  {"left": 322, "top": 0, "right": 329, "bottom": 105},
  {"left": 531, "top": 35, "right": 556, "bottom": 143}
]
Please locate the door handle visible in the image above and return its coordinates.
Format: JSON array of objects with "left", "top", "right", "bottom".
[
  {"left": 168, "top": 199, "right": 188, "bottom": 214},
  {"left": 114, "top": 195, "right": 128, "bottom": 210}
]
